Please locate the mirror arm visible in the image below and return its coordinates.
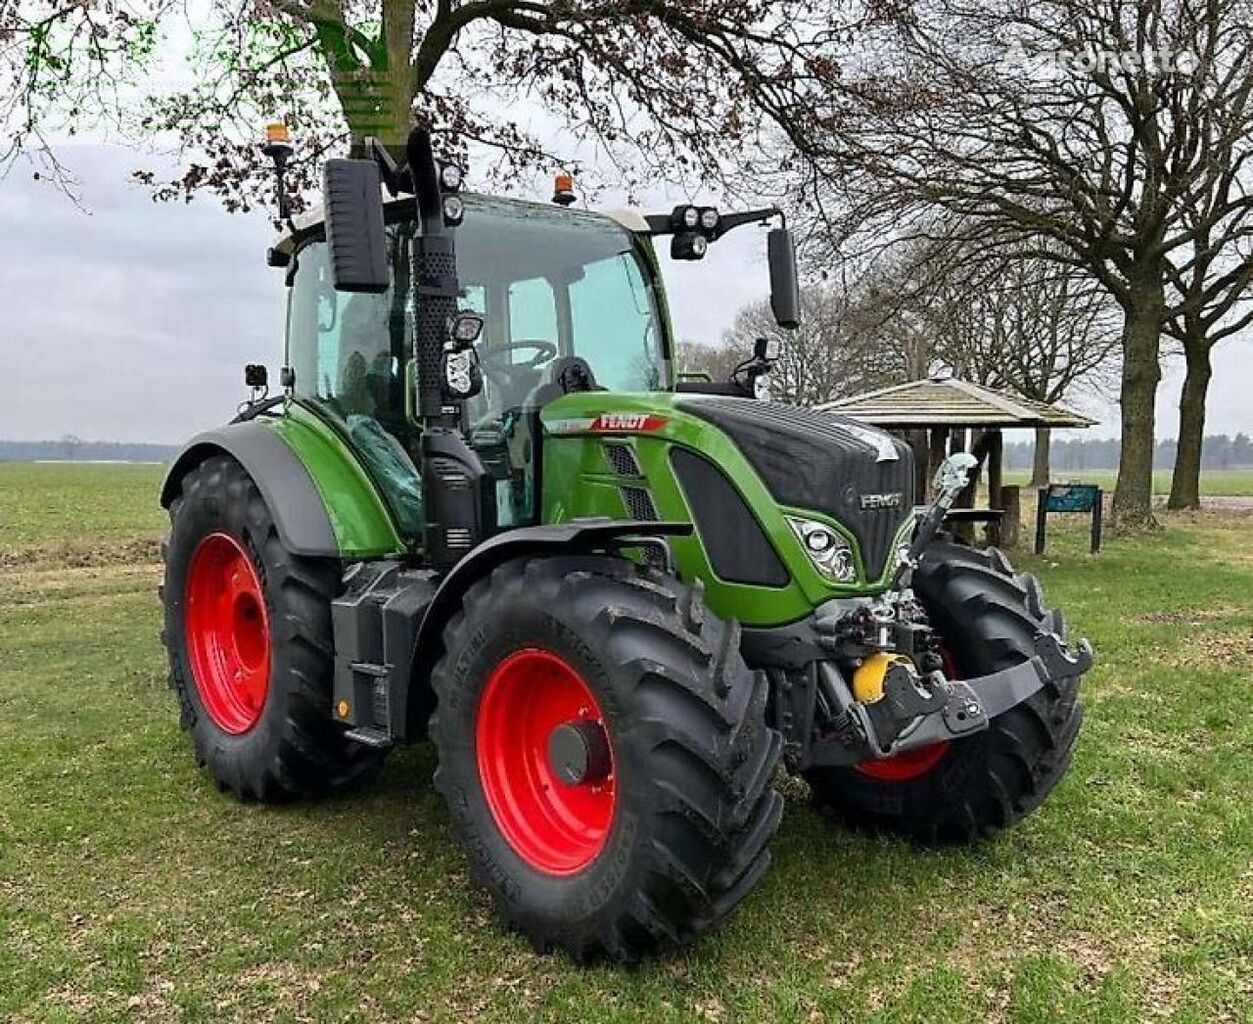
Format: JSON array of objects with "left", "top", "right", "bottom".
[{"left": 363, "top": 137, "right": 411, "bottom": 196}]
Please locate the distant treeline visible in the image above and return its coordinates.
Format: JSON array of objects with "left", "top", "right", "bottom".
[
  {"left": 0, "top": 439, "right": 178, "bottom": 463},
  {"left": 1004, "top": 433, "right": 1253, "bottom": 472},
  {"left": 5, "top": 433, "right": 1252, "bottom": 472}
]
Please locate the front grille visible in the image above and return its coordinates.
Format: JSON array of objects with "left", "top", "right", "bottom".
[
  {"left": 603, "top": 441, "right": 642, "bottom": 477},
  {"left": 620, "top": 486, "right": 658, "bottom": 521},
  {"left": 670, "top": 448, "right": 789, "bottom": 587}
]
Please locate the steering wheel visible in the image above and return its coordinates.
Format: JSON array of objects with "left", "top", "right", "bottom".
[{"left": 479, "top": 340, "right": 558, "bottom": 374}]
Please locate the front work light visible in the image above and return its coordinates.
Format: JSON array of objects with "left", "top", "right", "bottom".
[
  {"left": 439, "top": 162, "right": 463, "bottom": 192},
  {"left": 443, "top": 195, "right": 465, "bottom": 225},
  {"left": 673, "top": 205, "right": 700, "bottom": 230},
  {"left": 671, "top": 232, "right": 709, "bottom": 261},
  {"left": 449, "top": 311, "right": 485, "bottom": 346}
]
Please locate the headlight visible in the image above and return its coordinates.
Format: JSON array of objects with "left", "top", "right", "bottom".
[{"left": 787, "top": 517, "right": 856, "bottom": 583}]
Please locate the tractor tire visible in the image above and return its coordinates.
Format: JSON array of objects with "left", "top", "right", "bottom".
[
  {"left": 429, "top": 556, "right": 783, "bottom": 962},
  {"left": 806, "top": 541, "right": 1082, "bottom": 844},
  {"left": 161, "top": 454, "right": 385, "bottom": 802}
]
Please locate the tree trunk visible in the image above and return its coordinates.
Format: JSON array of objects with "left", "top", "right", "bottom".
[
  {"left": 1111, "top": 274, "right": 1164, "bottom": 528},
  {"left": 1029, "top": 426, "right": 1051, "bottom": 488},
  {"left": 1167, "top": 340, "right": 1211, "bottom": 510},
  {"left": 325, "top": 0, "right": 417, "bottom": 155}
]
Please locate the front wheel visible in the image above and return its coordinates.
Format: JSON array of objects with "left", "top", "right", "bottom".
[
  {"left": 430, "top": 556, "right": 783, "bottom": 962},
  {"left": 806, "top": 542, "right": 1083, "bottom": 844}
]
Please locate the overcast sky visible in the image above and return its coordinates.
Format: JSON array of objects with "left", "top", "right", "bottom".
[{"left": 1, "top": 143, "right": 1250, "bottom": 445}]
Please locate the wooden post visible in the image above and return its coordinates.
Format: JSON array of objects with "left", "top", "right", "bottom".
[
  {"left": 987, "top": 430, "right": 1004, "bottom": 511},
  {"left": 908, "top": 430, "right": 929, "bottom": 502},
  {"left": 999, "top": 485, "right": 1021, "bottom": 548},
  {"left": 928, "top": 427, "right": 949, "bottom": 499},
  {"left": 950, "top": 429, "right": 976, "bottom": 540},
  {"left": 1035, "top": 488, "right": 1048, "bottom": 554},
  {"left": 1091, "top": 488, "right": 1104, "bottom": 554}
]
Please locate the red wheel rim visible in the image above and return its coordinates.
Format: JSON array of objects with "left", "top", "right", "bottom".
[
  {"left": 184, "top": 533, "right": 271, "bottom": 735},
  {"left": 475, "top": 649, "right": 616, "bottom": 876},
  {"left": 854, "top": 649, "right": 958, "bottom": 782}
]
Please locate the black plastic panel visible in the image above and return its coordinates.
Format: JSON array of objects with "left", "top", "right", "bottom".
[
  {"left": 670, "top": 448, "right": 789, "bottom": 588},
  {"left": 677, "top": 397, "right": 914, "bottom": 580}
]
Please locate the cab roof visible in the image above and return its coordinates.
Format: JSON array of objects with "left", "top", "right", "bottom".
[{"left": 271, "top": 190, "right": 651, "bottom": 260}]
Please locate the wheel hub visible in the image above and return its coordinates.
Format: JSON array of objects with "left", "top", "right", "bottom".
[{"left": 548, "top": 720, "right": 612, "bottom": 786}]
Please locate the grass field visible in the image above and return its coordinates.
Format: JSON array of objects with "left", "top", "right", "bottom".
[
  {"left": 1, "top": 464, "right": 1250, "bottom": 1023},
  {"left": 1003, "top": 467, "right": 1253, "bottom": 497}
]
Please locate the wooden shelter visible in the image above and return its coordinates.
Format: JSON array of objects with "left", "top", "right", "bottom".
[{"left": 816, "top": 378, "right": 1098, "bottom": 542}]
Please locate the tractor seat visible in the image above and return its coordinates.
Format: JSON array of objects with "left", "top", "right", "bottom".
[{"left": 525, "top": 357, "right": 600, "bottom": 409}]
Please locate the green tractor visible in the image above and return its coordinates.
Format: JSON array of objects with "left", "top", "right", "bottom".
[{"left": 160, "top": 128, "right": 1091, "bottom": 961}]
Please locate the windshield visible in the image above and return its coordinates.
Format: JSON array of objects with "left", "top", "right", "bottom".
[{"left": 286, "top": 197, "right": 670, "bottom": 420}]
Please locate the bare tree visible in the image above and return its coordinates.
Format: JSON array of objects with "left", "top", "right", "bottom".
[
  {"left": 1161, "top": 39, "right": 1253, "bottom": 512},
  {"left": 797, "top": 0, "right": 1253, "bottom": 527},
  {"left": 0, "top": 2, "right": 169, "bottom": 199},
  {"left": 675, "top": 338, "right": 749, "bottom": 385},
  {"left": 935, "top": 249, "right": 1120, "bottom": 485}
]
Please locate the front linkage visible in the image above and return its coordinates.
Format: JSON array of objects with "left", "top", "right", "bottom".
[
  {"left": 809, "top": 624, "right": 1092, "bottom": 768},
  {"left": 762, "top": 454, "right": 1094, "bottom": 775}
]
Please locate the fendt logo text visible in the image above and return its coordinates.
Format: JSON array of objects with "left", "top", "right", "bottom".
[
  {"left": 593, "top": 414, "right": 668, "bottom": 432},
  {"left": 860, "top": 492, "right": 903, "bottom": 511}
]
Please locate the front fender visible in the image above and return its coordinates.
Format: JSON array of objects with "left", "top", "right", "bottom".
[{"left": 406, "top": 520, "right": 690, "bottom": 735}]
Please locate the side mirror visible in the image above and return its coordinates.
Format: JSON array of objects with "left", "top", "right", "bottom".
[
  {"left": 767, "top": 228, "right": 801, "bottom": 330},
  {"left": 323, "top": 158, "right": 389, "bottom": 293}
]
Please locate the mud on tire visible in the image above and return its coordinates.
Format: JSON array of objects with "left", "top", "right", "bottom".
[
  {"left": 162, "top": 454, "right": 385, "bottom": 802},
  {"left": 806, "top": 541, "right": 1083, "bottom": 844},
  {"left": 430, "top": 555, "right": 784, "bottom": 962}
]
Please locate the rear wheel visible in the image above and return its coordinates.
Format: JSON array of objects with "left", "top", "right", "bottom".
[
  {"left": 162, "top": 455, "right": 385, "bottom": 802},
  {"left": 806, "top": 542, "right": 1083, "bottom": 844},
  {"left": 430, "top": 556, "right": 783, "bottom": 962}
]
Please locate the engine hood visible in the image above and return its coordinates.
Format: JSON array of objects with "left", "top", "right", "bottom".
[{"left": 675, "top": 397, "right": 916, "bottom": 580}]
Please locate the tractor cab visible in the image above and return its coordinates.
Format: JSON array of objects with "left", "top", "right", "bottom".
[{"left": 273, "top": 164, "right": 792, "bottom": 553}]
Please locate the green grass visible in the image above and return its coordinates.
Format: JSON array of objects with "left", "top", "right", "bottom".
[
  {"left": 0, "top": 462, "right": 166, "bottom": 558},
  {"left": 1003, "top": 467, "right": 1253, "bottom": 497},
  {"left": 1, "top": 466, "right": 1250, "bottom": 1023}
]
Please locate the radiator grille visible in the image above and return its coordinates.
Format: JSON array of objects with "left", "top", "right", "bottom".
[
  {"left": 620, "top": 486, "right": 658, "bottom": 521},
  {"left": 603, "top": 441, "right": 642, "bottom": 477}
]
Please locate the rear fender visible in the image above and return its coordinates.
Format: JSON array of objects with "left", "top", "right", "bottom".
[
  {"left": 160, "top": 414, "right": 406, "bottom": 559},
  {"left": 161, "top": 422, "right": 339, "bottom": 556}
]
